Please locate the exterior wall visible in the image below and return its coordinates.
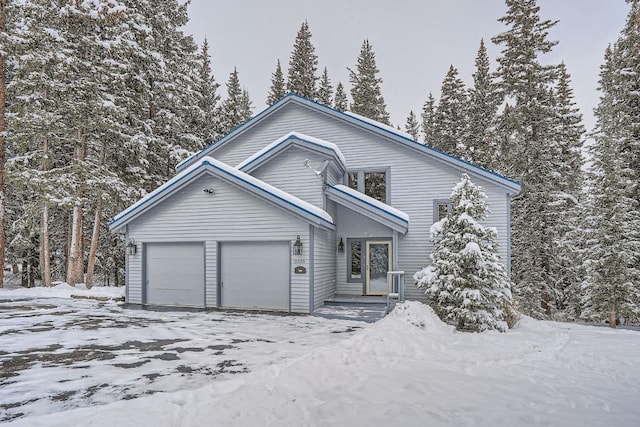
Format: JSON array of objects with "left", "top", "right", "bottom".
[
  {"left": 208, "top": 102, "right": 512, "bottom": 303},
  {"left": 335, "top": 205, "right": 393, "bottom": 295},
  {"left": 250, "top": 146, "right": 326, "bottom": 209},
  {"left": 313, "top": 226, "right": 337, "bottom": 310},
  {"left": 125, "top": 174, "right": 311, "bottom": 313}
]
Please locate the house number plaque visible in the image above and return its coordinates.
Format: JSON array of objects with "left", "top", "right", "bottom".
[{"left": 294, "top": 266, "right": 307, "bottom": 274}]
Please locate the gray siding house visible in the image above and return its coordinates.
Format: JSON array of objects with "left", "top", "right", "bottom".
[{"left": 110, "top": 94, "right": 521, "bottom": 313}]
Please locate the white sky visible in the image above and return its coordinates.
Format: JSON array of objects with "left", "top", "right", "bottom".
[{"left": 184, "top": 0, "right": 630, "bottom": 133}]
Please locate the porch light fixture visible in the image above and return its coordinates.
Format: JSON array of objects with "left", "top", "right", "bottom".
[
  {"left": 338, "top": 237, "right": 345, "bottom": 253},
  {"left": 203, "top": 188, "right": 214, "bottom": 194},
  {"left": 293, "top": 235, "right": 303, "bottom": 255},
  {"left": 126, "top": 239, "right": 137, "bottom": 255}
]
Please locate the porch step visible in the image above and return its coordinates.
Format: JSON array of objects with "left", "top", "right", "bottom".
[{"left": 323, "top": 295, "right": 388, "bottom": 306}]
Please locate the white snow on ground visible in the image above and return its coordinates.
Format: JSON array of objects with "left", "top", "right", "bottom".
[
  {"left": 2, "top": 282, "right": 125, "bottom": 300},
  {"left": 3, "top": 290, "right": 640, "bottom": 426}
]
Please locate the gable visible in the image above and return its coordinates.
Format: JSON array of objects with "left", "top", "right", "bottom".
[
  {"left": 110, "top": 156, "right": 334, "bottom": 233},
  {"left": 177, "top": 94, "right": 520, "bottom": 194}
]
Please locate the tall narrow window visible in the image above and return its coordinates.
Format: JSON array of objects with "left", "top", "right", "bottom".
[
  {"left": 348, "top": 172, "right": 358, "bottom": 191},
  {"left": 349, "top": 239, "right": 362, "bottom": 280}
]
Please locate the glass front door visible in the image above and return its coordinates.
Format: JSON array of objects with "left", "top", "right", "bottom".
[{"left": 365, "top": 241, "right": 392, "bottom": 295}]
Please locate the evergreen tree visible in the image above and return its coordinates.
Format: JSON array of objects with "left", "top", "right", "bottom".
[
  {"left": 433, "top": 65, "right": 467, "bottom": 157},
  {"left": 414, "top": 174, "right": 512, "bottom": 332},
  {"left": 317, "top": 66, "right": 333, "bottom": 106},
  {"left": 220, "top": 67, "right": 253, "bottom": 135},
  {"left": 582, "top": 3, "right": 640, "bottom": 327},
  {"left": 287, "top": 21, "right": 318, "bottom": 99},
  {"left": 465, "top": 39, "right": 499, "bottom": 169},
  {"left": 334, "top": 82, "right": 348, "bottom": 111},
  {"left": 405, "top": 110, "right": 420, "bottom": 140},
  {"left": 348, "top": 39, "right": 390, "bottom": 124},
  {"left": 266, "top": 59, "right": 286, "bottom": 105},
  {"left": 421, "top": 92, "right": 437, "bottom": 145},
  {"left": 195, "top": 37, "right": 220, "bottom": 146},
  {"left": 492, "top": 0, "right": 566, "bottom": 318}
]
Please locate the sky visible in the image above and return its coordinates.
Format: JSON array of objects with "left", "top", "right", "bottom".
[{"left": 183, "top": 0, "right": 631, "bottom": 133}]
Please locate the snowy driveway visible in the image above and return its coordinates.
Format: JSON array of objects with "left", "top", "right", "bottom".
[{"left": 0, "top": 288, "right": 363, "bottom": 423}]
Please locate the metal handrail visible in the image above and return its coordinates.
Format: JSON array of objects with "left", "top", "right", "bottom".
[{"left": 386, "top": 271, "right": 405, "bottom": 312}]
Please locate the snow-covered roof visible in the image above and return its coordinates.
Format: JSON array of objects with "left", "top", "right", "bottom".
[
  {"left": 176, "top": 93, "right": 521, "bottom": 194},
  {"left": 326, "top": 184, "right": 409, "bottom": 234},
  {"left": 110, "top": 156, "right": 334, "bottom": 233},
  {"left": 236, "top": 131, "right": 346, "bottom": 173}
]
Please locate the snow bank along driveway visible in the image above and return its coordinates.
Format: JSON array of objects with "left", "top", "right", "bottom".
[
  {"left": 2, "top": 286, "right": 640, "bottom": 427},
  {"left": 0, "top": 286, "right": 364, "bottom": 423}
]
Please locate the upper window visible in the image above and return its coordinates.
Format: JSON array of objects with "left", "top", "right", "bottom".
[
  {"left": 347, "top": 170, "right": 388, "bottom": 203},
  {"left": 433, "top": 199, "right": 451, "bottom": 222}
]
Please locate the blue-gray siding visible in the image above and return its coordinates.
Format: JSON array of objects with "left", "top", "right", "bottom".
[
  {"left": 125, "top": 174, "right": 311, "bottom": 312},
  {"left": 205, "top": 102, "right": 511, "bottom": 302},
  {"left": 313, "top": 227, "right": 336, "bottom": 309}
]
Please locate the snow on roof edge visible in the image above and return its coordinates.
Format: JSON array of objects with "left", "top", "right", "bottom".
[
  {"left": 236, "top": 131, "right": 346, "bottom": 171},
  {"left": 111, "top": 156, "right": 334, "bottom": 231},
  {"left": 329, "top": 184, "right": 410, "bottom": 223}
]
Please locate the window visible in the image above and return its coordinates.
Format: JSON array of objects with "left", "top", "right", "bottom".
[
  {"left": 348, "top": 239, "right": 362, "bottom": 281},
  {"left": 433, "top": 199, "right": 451, "bottom": 222},
  {"left": 347, "top": 170, "right": 388, "bottom": 203}
]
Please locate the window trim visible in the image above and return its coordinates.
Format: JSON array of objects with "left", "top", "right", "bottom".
[
  {"left": 433, "top": 198, "right": 452, "bottom": 223},
  {"left": 345, "top": 167, "right": 391, "bottom": 204}
]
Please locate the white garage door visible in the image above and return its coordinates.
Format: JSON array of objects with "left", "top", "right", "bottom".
[
  {"left": 221, "top": 241, "right": 290, "bottom": 311},
  {"left": 145, "top": 242, "right": 205, "bottom": 307}
]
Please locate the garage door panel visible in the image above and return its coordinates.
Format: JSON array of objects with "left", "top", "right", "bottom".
[
  {"left": 221, "top": 241, "right": 289, "bottom": 310},
  {"left": 146, "top": 243, "right": 204, "bottom": 307}
]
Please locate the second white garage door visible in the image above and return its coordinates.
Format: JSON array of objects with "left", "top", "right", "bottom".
[{"left": 220, "top": 241, "right": 290, "bottom": 311}]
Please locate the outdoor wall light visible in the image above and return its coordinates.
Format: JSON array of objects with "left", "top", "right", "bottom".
[
  {"left": 126, "top": 239, "right": 137, "bottom": 255},
  {"left": 203, "top": 188, "right": 215, "bottom": 194},
  {"left": 293, "top": 235, "right": 303, "bottom": 255},
  {"left": 338, "top": 237, "right": 345, "bottom": 253}
]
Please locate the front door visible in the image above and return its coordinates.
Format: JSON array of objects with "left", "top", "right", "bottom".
[{"left": 365, "top": 241, "right": 392, "bottom": 295}]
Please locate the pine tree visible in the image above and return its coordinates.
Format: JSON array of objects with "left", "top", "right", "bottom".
[
  {"left": 334, "top": 82, "right": 348, "bottom": 111},
  {"left": 582, "top": 3, "right": 640, "bottom": 327},
  {"left": 287, "top": 21, "right": 318, "bottom": 99},
  {"left": 266, "top": 59, "right": 286, "bottom": 105},
  {"left": 492, "top": 0, "right": 566, "bottom": 318},
  {"left": 414, "top": 174, "right": 512, "bottom": 332},
  {"left": 405, "top": 110, "right": 420, "bottom": 140},
  {"left": 0, "top": 0, "right": 8, "bottom": 287},
  {"left": 195, "top": 37, "right": 220, "bottom": 146},
  {"left": 433, "top": 65, "right": 467, "bottom": 157},
  {"left": 466, "top": 39, "right": 499, "bottom": 169},
  {"left": 421, "top": 92, "right": 437, "bottom": 145},
  {"left": 317, "top": 66, "right": 333, "bottom": 106},
  {"left": 220, "top": 67, "right": 253, "bottom": 135},
  {"left": 348, "top": 40, "right": 390, "bottom": 124}
]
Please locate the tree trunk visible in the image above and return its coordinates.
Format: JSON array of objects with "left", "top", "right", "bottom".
[
  {"left": 85, "top": 198, "right": 102, "bottom": 289},
  {"left": 42, "top": 205, "right": 51, "bottom": 286},
  {"left": 66, "top": 143, "right": 86, "bottom": 285},
  {"left": 609, "top": 310, "right": 617, "bottom": 329},
  {"left": 85, "top": 141, "right": 106, "bottom": 289},
  {"left": 0, "top": 1, "right": 7, "bottom": 288}
]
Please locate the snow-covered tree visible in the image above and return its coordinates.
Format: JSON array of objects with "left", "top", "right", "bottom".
[
  {"left": 266, "top": 59, "right": 286, "bottom": 105},
  {"left": 465, "top": 39, "right": 499, "bottom": 169},
  {"left": 195, "top": 37, "right": 221, "bottom": 146},
  {"left": 414, "top": 173, "right": 512, "bottom": 332},
  {"left": 348, "top": 39, "right": 390, "bottom": 125},
  {"left": 334, "top": 82, "right": 348, "bottom": 111},
  {"left": 287, "top": 21, "right": 318, "bottom": 99},
  {"left": 405, "top": 110, "right": 420, "bottom": 140},
  {"left": 421, "top": 92, "right": 437, "bottom": 145},
  {"left": 492, "top": 0, "right": 571, "bottom": 318},
  {"left": 220, "top": 67, "right": 253, "bottom": 135},
  {"left": 582, "top": 2, "right": 640, "bottom": 327},
  {"left": 317, "top": 66, "right": 333, "bottom": 106},
  {"left": 433, "top": 65, "right": 467, "bottom": 157}
]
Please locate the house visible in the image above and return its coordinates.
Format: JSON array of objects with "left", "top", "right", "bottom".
[{"left": 109, "top": 94, "right": 520, "bottom": 312}]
